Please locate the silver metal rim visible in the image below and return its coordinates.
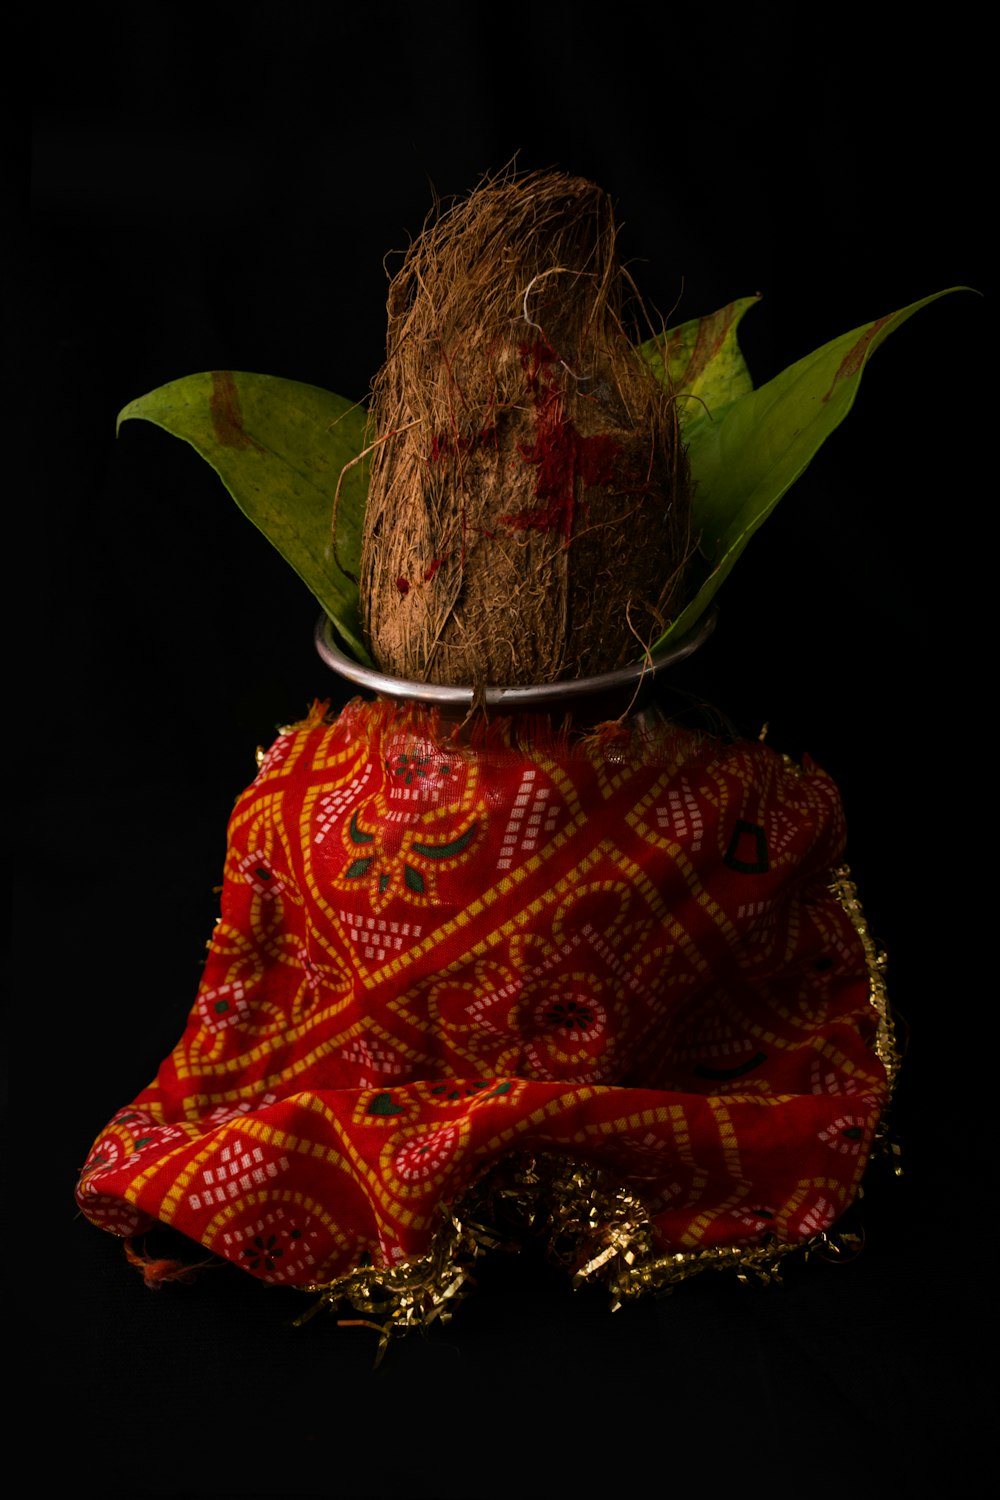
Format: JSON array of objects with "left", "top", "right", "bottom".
[{"left": 314, "top": 608, "right": 717, "bottom": 709}]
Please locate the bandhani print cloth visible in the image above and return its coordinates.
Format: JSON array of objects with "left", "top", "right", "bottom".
[{"left": 78, "top": 698, "right": 895, "bottom": 1319}]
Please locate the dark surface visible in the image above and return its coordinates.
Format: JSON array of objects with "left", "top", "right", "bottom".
[{"left": 28, "top": 8, "right": 988, "bottom": 1495}]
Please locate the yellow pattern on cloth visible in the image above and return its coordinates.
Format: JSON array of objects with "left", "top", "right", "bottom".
[{"left": 77, "top": 699, "right": 890, "bottom": 1297}]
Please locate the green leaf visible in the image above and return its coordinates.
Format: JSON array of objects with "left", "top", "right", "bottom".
[
  {"left": 117, "top": 371, "right": 372, "bottom": 663},
  {"left": 640, "top": 295, "right": 761, "bottom": 449},
  {"left": 120, "top": 290, "right": 970, "bottom": 674},
  {"left": 649, "top": 287, "right": 969, "bottom": 650}
]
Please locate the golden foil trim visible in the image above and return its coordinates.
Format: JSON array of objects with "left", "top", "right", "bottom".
[
  {"left": 297, "top": 864, "right": 899, "bottom": 1348},
  {"left": 829, "top": 865, "right": 901, "bottom": 1095}
]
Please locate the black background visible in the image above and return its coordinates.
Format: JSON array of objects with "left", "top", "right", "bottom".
[{"left": 28, "top": 5, "right": 989, "bottom": 1495}]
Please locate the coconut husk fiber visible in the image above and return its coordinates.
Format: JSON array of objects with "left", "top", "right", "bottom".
[{"left": 360, "top": 171, "right": 692, "bottom": 688}]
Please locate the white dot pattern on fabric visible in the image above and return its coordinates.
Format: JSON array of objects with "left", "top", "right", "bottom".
[
  {"left": 188, "top": 1144, "right": 289, "bottom": 1210},
  {"left": 340, "top": 910, "right": 422, "bottom": 963},
  {"left": 314, "top": 764, "right": 374, "bottom": 844},
  {"left": 221, "top": 1208, "right": 318, "bottom": 1283},
  {"left": 655, "top": 779, "right": 703, "bottom": 849},
  {"left": 340, "top": 1037, "right": 405, "bottom": 1085},
  {"left": 497, "top": 771, "right": 558, "bottom": 869}
]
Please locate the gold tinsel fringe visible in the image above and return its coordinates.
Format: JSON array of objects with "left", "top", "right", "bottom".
[
  {"left": 296, "top": 1149, "right": 870, "bottom": 1365},
  {"left": 116, "top": 862, "right": 899, "bottom": 1359},
  {"left": 296, "top": 864, "right": 901, "bottom": 1355}
]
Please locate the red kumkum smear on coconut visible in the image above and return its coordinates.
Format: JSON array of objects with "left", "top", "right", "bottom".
[{"left": 500, "top": 342, "right": 622, "bottom": 542}]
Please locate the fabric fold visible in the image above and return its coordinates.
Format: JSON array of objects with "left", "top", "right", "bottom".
[{"left": 77, "top": 699, "right": 891, "bottom": 1297}]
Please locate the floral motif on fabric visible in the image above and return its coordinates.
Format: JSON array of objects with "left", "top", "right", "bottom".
[{"left": 76, "top": 699, "right": 889, "bottom": 1290}]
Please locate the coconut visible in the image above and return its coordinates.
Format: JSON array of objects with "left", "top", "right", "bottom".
[{"left": 360, "top": 171, "right": 692, "bottom": 688}]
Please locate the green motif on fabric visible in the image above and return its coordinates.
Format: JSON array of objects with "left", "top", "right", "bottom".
[
  {"left": 349, "top": 811, "right": 374, "bottom": 844},
  {"left": 345, "top": 809, "right": 378, "bottom": 882},
  {"left": 342, "top": 815, "right": 477, "bottom": 896},
  {"left": 724, "top": 819, "right": 769, "bottom": 874},
  {"left": 429, "top": 1079, "right": 513, "bottom": 1102},
  {"left": 368, "top": 1092, "right": 405, "bottom": 1116},
  {"left": 411, "top": 824, "right": 478, "bottom": 860},
  {"left": 242, "top": 1234, "right": 285, "bottom": 1271},
  {"left": 356, "top": 848, "right": 467, "bottom": 894},
  {"left": 389, "top": 753, "right": 448, "bottom": 786}
]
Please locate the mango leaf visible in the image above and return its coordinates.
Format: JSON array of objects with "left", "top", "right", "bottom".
[
  {"left": 117, "top": 371, "right": 373, "bottom": 663},
  {"left": 648, "top": 287, "right": 967, "bottom": 651},
  {"left": 119, "top": 291, "right": 968, "bottom": 673},
  {"left": 640, "top": 295, "right": 761, "bottom": 450}
]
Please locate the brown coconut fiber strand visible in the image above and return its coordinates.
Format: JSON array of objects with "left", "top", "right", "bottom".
[{"left": 360, "top": 171, "right": 692, "bottom": 689}]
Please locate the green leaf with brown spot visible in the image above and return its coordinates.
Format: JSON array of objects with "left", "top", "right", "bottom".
[
  {"left": 648, "top": 287, "right": 969, "bottom": 650},
  {"left": 640, "top": 295, "right": 760, "bottom": 446},
  {"left": 120, "top": 289, "right": 971, "bottom": 673},
  {"left": 117, "top": 371, "right": 372, "bottom": 663}
]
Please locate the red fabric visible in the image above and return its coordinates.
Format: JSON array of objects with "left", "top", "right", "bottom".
[{"left": 77, "top": 699, "right": 887, "bottom": 1287}]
